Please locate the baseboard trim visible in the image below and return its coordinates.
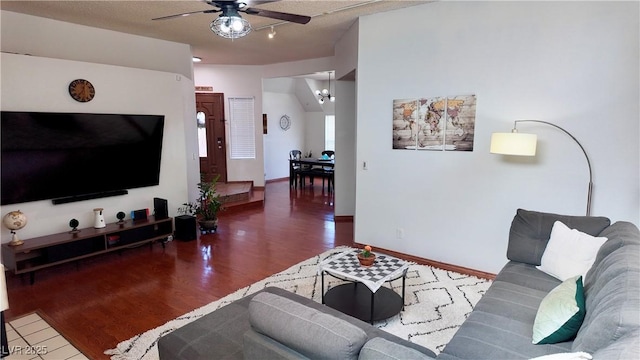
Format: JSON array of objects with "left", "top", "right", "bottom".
[
  {"left": 266, "top": 177, "right": 288, "bottom": 184},
  {"left": 334, "top": 216, "right": 354, "bottom": 222},
  {"left": 353, "top": 242, "right": 496, "bottom": 280}
]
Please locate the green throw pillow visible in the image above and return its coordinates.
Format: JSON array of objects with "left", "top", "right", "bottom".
[{"left": 532, "top": 275, "right": 586, "bottom": 344}]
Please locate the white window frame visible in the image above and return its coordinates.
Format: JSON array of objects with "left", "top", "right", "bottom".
[{"left": 325, "top": 115, "right": 335, "bottom": 151}]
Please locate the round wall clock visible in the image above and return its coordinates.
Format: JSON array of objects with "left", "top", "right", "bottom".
[
  {"left": 279, "top": 115, "right": 291, "bottom": 131},
  {"left": 68, "top": 79, "right": 95, "bottom": 102}
]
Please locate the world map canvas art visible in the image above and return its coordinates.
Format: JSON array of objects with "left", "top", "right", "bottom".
[{"left": 393, "top": 95, "right": 477, "bottom": 151}]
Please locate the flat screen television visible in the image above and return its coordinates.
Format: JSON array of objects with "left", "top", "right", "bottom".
[{"left": 1, "top": 111, "right": 165, "bottom": 205}]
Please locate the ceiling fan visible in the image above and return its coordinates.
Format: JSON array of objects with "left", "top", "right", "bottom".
[{"left": 153, "top": 0, "right": 311, "bottom": 39}]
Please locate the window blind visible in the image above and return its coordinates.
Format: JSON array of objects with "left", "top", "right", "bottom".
[{"left": 228, "top": 97, "right": 256, "bottom": 159}]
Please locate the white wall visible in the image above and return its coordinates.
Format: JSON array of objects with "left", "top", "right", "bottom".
[
  {"left": 334, "top": 18, "right": 359, "bottom": 81},
  {"left": 0, "top": 53, "right": 194, "bottom": 241},
  {"left": 333, "top": 21, "right": 359, "bottom": 217},
  {"left": 262, "top": 90, "right": 307, "bottom": 180},
  {"left": 305, "top": 112, "right": 328, "bottom": 157},
  {"left": 355, "top": 1, "right": 639, "bottom": 273},
  {"left": 194, "top": 58, "right": 338, "bottom": 186},
  {"left": 334, "top": 80, "right": 357, "bottom": 217},
  {"left": 193, "top": 65, "right": 266, "bottom": 186},
  {"left": 0, "top": 11, "right": 196, "bottom": 243},
  {"left": 0, "top": 11, "right": 194, "bottom": 79}
]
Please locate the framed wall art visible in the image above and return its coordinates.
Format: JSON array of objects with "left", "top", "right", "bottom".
[{"left": 393, "top": 94, "right": 476, "bottom": 151}]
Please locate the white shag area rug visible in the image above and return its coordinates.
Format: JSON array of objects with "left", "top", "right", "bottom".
[{"left": 105, "top": 247, "right": 491, "bottom": 359}]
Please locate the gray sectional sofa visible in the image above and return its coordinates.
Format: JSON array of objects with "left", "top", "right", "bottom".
[
  {"left": 158, "top": 209, "right": 639, "bottom": 359},
  {"left": 157, "top": 286, "right": 436, "bottom": 359},
  {"left": 438, "top": 209, "right": 639, "bottom": 359}
]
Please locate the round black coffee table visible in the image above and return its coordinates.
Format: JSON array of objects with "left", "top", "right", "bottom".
[{"left": 323, "top": 282, "right": 403, "bottom": 323}]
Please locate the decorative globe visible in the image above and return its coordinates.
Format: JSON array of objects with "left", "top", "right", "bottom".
[{"left": 3, "top": 210, "right": 27, "bottom": 231}]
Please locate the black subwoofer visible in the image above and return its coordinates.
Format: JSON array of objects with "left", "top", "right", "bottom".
[{"left": 174, "top": 215, "right": 197, "bottom": 241}]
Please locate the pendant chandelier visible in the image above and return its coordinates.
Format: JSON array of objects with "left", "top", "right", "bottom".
[{"left": 315, "top": 71, "right": 335, "bottom": 104}]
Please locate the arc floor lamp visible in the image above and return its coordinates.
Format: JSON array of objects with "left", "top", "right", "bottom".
[{"left": 490, "top": 120, "right": 593, "bottom": 216}]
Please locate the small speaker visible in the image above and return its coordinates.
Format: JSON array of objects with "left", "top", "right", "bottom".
[
  {"left": 175, "top": 215, "right": 197, "bottom": 241},
  {"left": 154, "top": 197, "right": 168, "bottom": 220},
  {"left": 131, "top": 208, "right": 149, "bottom": 221}
]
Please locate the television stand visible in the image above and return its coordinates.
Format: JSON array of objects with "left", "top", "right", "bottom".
[{"left": 1, "top": 216, "right": 173, "bottom": 284}]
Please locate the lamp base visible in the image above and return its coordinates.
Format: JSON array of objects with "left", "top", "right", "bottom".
[
  {"left": 8, "top": 232, "right": 24, "bottom": 246},
  {"left": 8, "top": 239, "right": 24, "bottom": 246}
]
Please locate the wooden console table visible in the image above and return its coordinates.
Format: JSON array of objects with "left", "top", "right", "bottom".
[{"left": 1, "top": 216, "right": 173, "bottom": 284}]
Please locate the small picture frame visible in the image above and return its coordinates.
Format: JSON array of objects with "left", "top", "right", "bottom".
[{"left": 263, "top": 114, "right": 268, "bottom": 134}]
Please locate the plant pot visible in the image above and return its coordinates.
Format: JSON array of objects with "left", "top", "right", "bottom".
[
  {"left": 357, "top": 253, "right": 376, "bottom": 267},
  {"left": 198, "top": 218, "right": 218, "bottom": 232}
]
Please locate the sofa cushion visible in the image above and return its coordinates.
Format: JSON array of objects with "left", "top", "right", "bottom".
[
  {"left": 243, "top": 328, "right": 309, "bottom": 360},
  {"left": 157, "top": 301, "right": 250, "bottom": 360},
  {"left": 492, "top": 261, "right": 561, "bottom": 293},
  {"left": 584, "top": 221, "right": 640, "bottom": 285},
  {"left": 591, "top": 328, "right": 639, "bottom": 360},
  {"left": 571, "top": 222, "right": 640, "bottom": 354},
  {"left": 507, "top": 209, "right": 610, "bottom": 266},
  {"left": 439, "top": 264, "right": 571, "bottom": 359},
  {"left": 537, "top": 222, "right": 607, "bottom": 281},
  {"left": 532, "top": 276, "right": 585, "bottom": 344},
  {"left": 358, "top": 337, "right": 433, "bottom": 360},
  {"left": 248, "top": 292, "right": 368, "bottom": 360}
]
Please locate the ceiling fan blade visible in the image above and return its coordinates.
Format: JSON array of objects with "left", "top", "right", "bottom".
[
  {"left": 152, "top": 9, "right": 218, "bottom": 21},
  {"left": 242, "top": 7, "right": 311, "bottom": 24},
  {"left": 243, "top": 0, "right": 280, "bottom": 5}
]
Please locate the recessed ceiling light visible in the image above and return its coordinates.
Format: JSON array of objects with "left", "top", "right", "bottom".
[{"left": 192, "top": 57, "right": 202, "bottom": 63}]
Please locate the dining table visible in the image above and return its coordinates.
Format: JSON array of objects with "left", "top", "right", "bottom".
[{"left": 289, "top": 157, "right": 335, "bottom": 190}]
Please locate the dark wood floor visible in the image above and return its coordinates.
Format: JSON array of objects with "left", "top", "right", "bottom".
[{"left": 4, "top": 179, "right": 353, "bottom": 359}]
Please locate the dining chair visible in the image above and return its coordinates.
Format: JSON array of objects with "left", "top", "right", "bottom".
[
  {"left": 321, "top": 150, "right": 335, "bottom": 159},
  {"left": 316, "top": 150, "right": 335, "bottom": 192},
  {"left": 289, "top": 150, "right": 302, "bottom": 187},
  {"left": 290, "top": 150, "right": 315, "bottom": 188}
]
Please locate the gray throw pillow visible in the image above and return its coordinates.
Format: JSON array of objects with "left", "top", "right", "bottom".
[
  {"left": 507, "top": 209, "right": 610, "bottom": 265},
  {"left": 248, "top": 292, "right": 367, "bottom": 360}
]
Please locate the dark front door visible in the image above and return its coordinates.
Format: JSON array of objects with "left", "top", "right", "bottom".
[{"left": 196, "top": 93, "right": 227, "bottom": 183}]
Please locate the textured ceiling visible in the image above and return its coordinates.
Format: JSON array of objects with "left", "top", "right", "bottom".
[{"left": 1, "top": 0, "right": 429, "bottom": 66}]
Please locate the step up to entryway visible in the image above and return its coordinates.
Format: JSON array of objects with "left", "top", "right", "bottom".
[{"left": 217, "top": 181, "right": 264, "bottom": 212}]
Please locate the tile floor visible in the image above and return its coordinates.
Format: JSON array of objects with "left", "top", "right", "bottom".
[{"left": 4, "top": 313, "right": 87, "bottom": 360}]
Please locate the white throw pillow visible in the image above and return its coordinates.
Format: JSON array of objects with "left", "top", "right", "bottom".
[
  {"left": 529, "top": 351, "right": 592, "bottom": 360},
  {"left": 536, "top": 221, "right": 607, "bottom": 281}
]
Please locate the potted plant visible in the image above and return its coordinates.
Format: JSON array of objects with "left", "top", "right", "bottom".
[
  {"left": 357, "top": 245, "right": 376, "bottom": 266},
  {"left": 179, "top": 175, "right": 223, "bottom": 233}
]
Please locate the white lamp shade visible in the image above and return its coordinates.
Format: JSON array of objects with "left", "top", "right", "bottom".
[
  {"left": 1, "top": 264, "right": 8, "bottom": 311},
  {"left": 490, "top": 132, "right": 537, "bottom": 156}
]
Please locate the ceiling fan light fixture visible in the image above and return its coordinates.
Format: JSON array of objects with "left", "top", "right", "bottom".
[
  {"left": 210, "top": 14, "right": 251, "bottom": 39},
  {"left": 231, "top": 18, "right": 244, "bottom": 32}
]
